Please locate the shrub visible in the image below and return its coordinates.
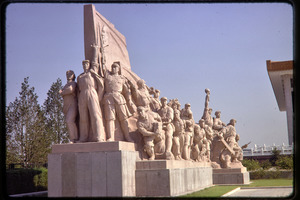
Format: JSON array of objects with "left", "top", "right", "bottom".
[
  {"left": 276, "top": 156, "right": 293, "bottom": 170},
  {"left": 33, "top": 167, "right": 48, "bottom": 190},
  {"left": 250, "top": 169, "right": 281, "bottom": 179},
  {"left": 242, "top": 159, "right": 261, "bottom": 171},
  {"left": 6, "top": 167, "right": 48, "bottom": 195},
  {"left": 260, "top": 160, "right": 272, "bottom": 170}
]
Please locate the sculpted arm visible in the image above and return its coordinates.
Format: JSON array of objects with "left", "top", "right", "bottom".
[
  {"left": 167, "top": 107, "right": 174, "bottom": 122},
  {"left": 122, "top": 78, "right": 133, "bottom": 102},
  {"left": 153, "top": 113, "right": 162, "bottom": 122},
  {"left": 137, "top": 123, "right": 157, "bottom": 137},
  {"left": 60, "top": 82, "right": 76, "bottom": 96}
]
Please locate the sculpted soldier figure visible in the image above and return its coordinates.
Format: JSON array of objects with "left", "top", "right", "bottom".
[
  {"left": 182, "top": 120, "right": 194, "bottom": 160},
  {"left": 103, "top": 62, "right": 135, "bottom": 142},
  {"left": 181, "top": 103, "right": 194, "bottom": 125},
  {"left": 171, "top": 103, "right": 184, "bottom": 160},
  {"left": 59, "top": 70, "right": 78, "bottom": 143},
  {"left": 191, "top": 123, "right": 204, "bottom": 161},
  {"left": 212, "top": 111, "right": 226, "bottom": 132},
  {"left": 158, "top": 97, "right": 174, "bottom": 160},
  {"left": 136, "top": 106, "right": 163, "bottom": 160},
  {"left": 131, "top": 79, "right": 152, "bottom": 111},
  {"left": 149, "top": 88, "right": 161, "bottom": 112},
  {"left": 77, "top": 60, "right": 105, "bottom": 142}
]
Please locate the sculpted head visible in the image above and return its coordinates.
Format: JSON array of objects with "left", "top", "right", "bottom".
[
  {"left": 208, "top": 108, "right": 213, "bottom": 115},
  {"left": 160, "top": 97, "right": 168, "bottom": 107},
  {"left": 111, "top": 62, "right": 120, "bottom": 75},
  {"left": 137, "top": 79, "right": 146, "bottom": 89},
  {"left": 199, "top": 119, "right": 205, "bottom": 128},
  {"left": 66, "top": 70, "right": 76, "bottom": 81},
  {"left": 137, "top": 106, "right": 147, "bottom": 119},
  {"left": 154, "top": 89, "right": 160, "bottom": 98},
  {"left": 228, "top": 119, "right": 237, "bottom": 126},
  {"left": 205, "top": 88, "right": 210, "bottom": 95},
  {"left": 215, "top": 111, "right": 221, "bottom": 118},
  {"left": 82, "top": 60, "right": 90, "bottom": 72},
  {"left": 171, "top": 103, "right": 177, "bottom": 111},
  {"left": 185, "top": 103, "right": 191, "bottom": 110}
]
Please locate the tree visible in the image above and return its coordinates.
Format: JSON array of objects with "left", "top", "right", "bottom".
[
  {"left": 6, "top": 77, "right": 50, "bottom": 167},
  {"left": 270, "top": 147, "right": 281, "bottom": 166},
  {"left": 43, "top": 78, "right": 68, "bottom": 144}
]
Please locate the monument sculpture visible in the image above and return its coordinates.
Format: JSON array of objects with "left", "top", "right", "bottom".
[
  {"left": 49, "top": 4, "right": 250, "bottom": 198},
  {"left": 59, "top": 39, "right": 249, "bottom": 169}
]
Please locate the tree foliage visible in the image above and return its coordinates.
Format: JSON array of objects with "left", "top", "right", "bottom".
[
  {"left": 6, "top": 77, "right": 51, "bottom": 166},
  {"left": 43, "top": 78, "right": 68, "bottom": 144}
]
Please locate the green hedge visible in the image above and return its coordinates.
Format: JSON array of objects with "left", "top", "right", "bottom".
[
  {"left": 250, "top": 169, "right": 293, "bottom": 179},
  {"left": 6, "top": 167, "right": 48, "bottom": 195}
]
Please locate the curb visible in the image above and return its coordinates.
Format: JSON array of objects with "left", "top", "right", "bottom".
[
  {"left": 221, "top": 187, "right": 241, "bottom": 197},
  {"left": 241, "top": 186, "right": 293, "bottom": 189},
  {"left": 9, "top": 191, "right": 47, "bottom": 197}
]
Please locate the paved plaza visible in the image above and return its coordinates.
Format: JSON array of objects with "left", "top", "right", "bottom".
[{"left": 226, "top": 187, "right": 293, "bottom": 198}]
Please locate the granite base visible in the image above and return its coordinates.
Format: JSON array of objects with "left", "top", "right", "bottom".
[
  {"left": 135, "top": 160, "right": 213, "bottom": 197},
  {"left": 213, "top": 167, "right": 250, "bottom": 185},
  {"left": 48, "top": 141, "right": 138, "bottom": 197}
]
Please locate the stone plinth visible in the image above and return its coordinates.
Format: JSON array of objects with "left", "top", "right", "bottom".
[
  {"left": 135, "top": 160, "right": 213, "bottom": 197},
  {"left": 213, "top": 167, "right": 250, "bottom": 185},
  {"left": 48, "top": 141, "right": 138, "bottom": 197}
]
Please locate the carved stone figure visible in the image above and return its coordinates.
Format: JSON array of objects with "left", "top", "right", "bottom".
[
  {"left": 200, "top": 137, "right": 211, "bottom": 162},
  {"left": 158, "top": 97, "right": 174, "bottom": 160},
  {"left": 212, "top": 111, "right": 226, "bottom": 132},
  {"left": 77, "top": 60, "right": 105, "bottom": 142},
  {"left": 131, "top": 79, "right": 152, "bottom": 111},
  {"left": 201, "top": 88, "right": 213, "bottom": 128},
  {"left": 136, "top": 106, "right": 164, "bottom": 160},
  {"left": 149, "top": 88, "right": 161, "bottom": 112},
  {"left": 191, "top": 123, "right": 204, "bottom": 161},
  {"left": 59, "top": 70, "right": 78, "bottom": 143},
  {"left": 181, "top": 103, "right": 194, "bottom": 125},
  {"left": 199, "top": 119, "right": 211, "bottom": 161},
  {"left": 182, "top": 120, "right": 194, "bottom": 160},
  {"left": 103, "top": 62, "right": 135, "bottom": 142},
  {"left": 171, "top": 103, "right": 184, "bottom": 160}
]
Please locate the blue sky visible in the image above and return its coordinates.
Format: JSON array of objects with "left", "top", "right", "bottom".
[{"left": 5, "top": 3, "right": 293, "bottom": 148}]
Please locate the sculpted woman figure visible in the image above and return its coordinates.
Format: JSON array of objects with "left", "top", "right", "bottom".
[{"left": 59, "top": 70, "right": 78, "bottom": 143}]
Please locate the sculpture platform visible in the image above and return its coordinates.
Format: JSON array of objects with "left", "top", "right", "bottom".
[
  {"left": 212, "top": 167, "right": 250, "bottom": 185},
  {"left": 51, "top": 141, "right": 137, "bottom": 153},
  {"left": 136, "top": 160, "right": 213, "bottom": 197},
  {"left": 48, "top": 141, "right": 138, "bottom": 197}
]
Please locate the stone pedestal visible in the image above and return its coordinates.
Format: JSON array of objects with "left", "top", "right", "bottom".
[
  {"left": 48, "top": 141, "right": 138, "bottom": 197},
  {"left": 213, "top": 167, "right": 250, "bottom": 185},
  {"left": 135, "top": 160, "right": 213, "bottom": 197}
]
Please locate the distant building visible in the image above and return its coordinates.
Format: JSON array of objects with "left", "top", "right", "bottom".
[
  {"left": 243, "top": 143, "right": 293, "bottom": 162},
  {"left": 266, "top": 60, "right": 293, "bottom": 145}
]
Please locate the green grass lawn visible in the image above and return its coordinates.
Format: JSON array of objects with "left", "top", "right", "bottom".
[{"left": 181, "top": 179, "right": 293, "bottom": 197}]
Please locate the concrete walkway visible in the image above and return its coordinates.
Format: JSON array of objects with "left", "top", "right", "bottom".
[{"left": 225, "top": 186, "right": 293, "bottom": 198}]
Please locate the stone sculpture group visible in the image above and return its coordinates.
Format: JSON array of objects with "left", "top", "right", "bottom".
[{"left": 60, "top": 43, "right": 249, "bottom": 169}]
